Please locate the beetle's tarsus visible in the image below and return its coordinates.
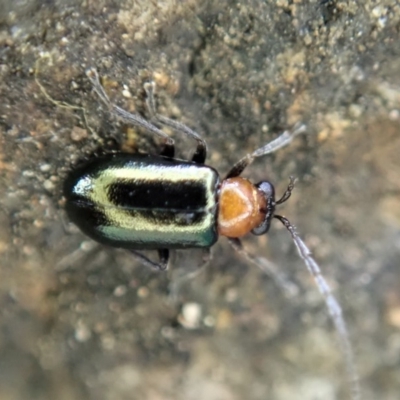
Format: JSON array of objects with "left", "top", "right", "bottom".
[{"left": 143, "top": 80, "right": 208, "bottom": 164}]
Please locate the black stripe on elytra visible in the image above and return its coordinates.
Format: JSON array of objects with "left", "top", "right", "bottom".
[
  {"left": 134, "top": 209, "right": 206, "bottom": 226},
  {"left": 108, "top": 180, "right": 207, "bottom": 211}
]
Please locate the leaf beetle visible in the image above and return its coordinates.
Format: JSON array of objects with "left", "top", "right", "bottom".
[{"left": 62, "top": 69, "right": 360, "bottom": 400}]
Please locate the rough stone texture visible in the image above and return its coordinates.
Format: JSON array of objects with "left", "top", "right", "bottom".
[{"left": 1, "top": 1, "right": 400, "bottom": 399}]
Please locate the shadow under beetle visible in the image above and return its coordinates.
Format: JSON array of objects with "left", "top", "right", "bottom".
[{"left": 63, "top": 69, "right": 360, "bottom": 400}]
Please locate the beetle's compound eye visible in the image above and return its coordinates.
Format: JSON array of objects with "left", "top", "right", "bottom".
[
  {"left": 251, "top": 181, "right": 276, "bottom": 236},
  {"left": 218, "top": 177, "right": 268, "bottom": 238}
]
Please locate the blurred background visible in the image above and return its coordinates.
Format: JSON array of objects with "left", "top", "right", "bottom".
[{"left": 1, "top": 1, "right": 399, "bottom": 399}]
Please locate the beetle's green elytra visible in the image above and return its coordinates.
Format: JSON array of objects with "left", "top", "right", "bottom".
[{"left": 64, "top": 153, "right": 220, "bottom": 249}]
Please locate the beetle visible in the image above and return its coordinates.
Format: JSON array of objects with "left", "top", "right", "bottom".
[{"left": 63, "top": 69, "right": 360, "bottom": 400}]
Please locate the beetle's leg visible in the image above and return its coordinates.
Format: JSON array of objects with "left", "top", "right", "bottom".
[
  {"left": 168, "top": 248, "right": 212, "bottom": 303},
  {"left": 144, "top": 81, "right": 207, "bottom": 164},
  {"left": 225, "top": 123, "right": 306, "bottom": 179},
  {"left": 86, "top": 68, "right": 175, "bottom": 158},
  {"left": 35, "top": 57, "right": 98, "bottom": 139},
  {"left": 227, "top": 237, "right": 299, "bottom": 298},
  {"left": 274, "top": 215, "right": 360, "bottom": 400},
  {"left": 128, "top": 248, "right": 169, "bottom": 271}
]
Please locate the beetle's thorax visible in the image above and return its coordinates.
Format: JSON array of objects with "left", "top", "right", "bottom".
[{"left": 218, "top": 177, "right": 274, "bottom": 238}]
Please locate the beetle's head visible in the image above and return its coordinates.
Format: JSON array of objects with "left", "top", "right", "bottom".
[{"left": 218, "top": 176, "right": 295, "bottom": 238}]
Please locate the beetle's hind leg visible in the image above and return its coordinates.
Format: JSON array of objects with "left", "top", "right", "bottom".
[
  {"left": 168, "top": 248, "right": 212, "bottom": 303},
  {"left": 128, "top": 248, "right": 170, "bottom": 271},
  {"left": 144, "top": 81, "right": 207, "bottom": 164},
  {"left": 86, "top": 68, "right": 175, "bottom": 158}
]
